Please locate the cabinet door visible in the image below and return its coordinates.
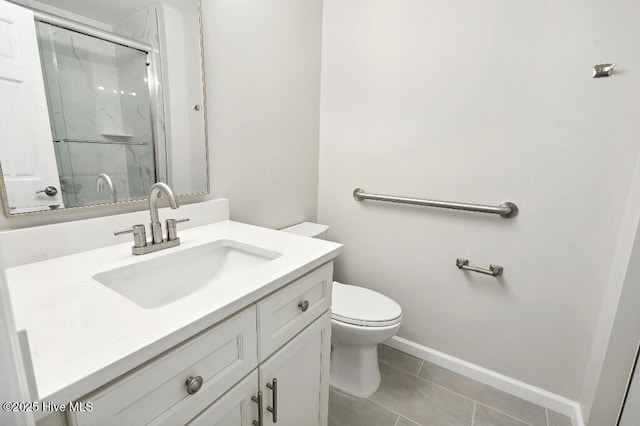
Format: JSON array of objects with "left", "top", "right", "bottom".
[
  {"left": 188, "top": 370, "right": 259, "bottom": 426},
  {"left": 259, "top": 311, "right": 331, "bottom": 426}
]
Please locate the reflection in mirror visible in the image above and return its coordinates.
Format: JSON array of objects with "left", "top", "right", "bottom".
[
  {"left": 38, "top": 21, "right": 157, "bottom": 207},
  {"left": 0, "top": 0, "right": 208, "bottom": 215}
]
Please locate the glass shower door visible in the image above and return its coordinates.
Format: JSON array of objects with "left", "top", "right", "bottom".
[{"left": 36, "top": 21, "right": 157, "bottom": 207}]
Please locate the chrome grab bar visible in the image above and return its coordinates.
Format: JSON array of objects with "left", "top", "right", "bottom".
[
  {"left": 353, "top": 188, "right": 518, "bottom": 218},
  {"left": 456, "top": 258, "right": 503, "bottom": 277}
]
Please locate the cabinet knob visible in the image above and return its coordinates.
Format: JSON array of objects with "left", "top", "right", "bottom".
[
  {"left": 298, "top": 300, "right": 309, "bottom": 312},
  {"left": 185, "top": 376, "right": 203, "bottom": 394}
]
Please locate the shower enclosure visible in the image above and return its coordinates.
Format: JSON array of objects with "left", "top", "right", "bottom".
[{"left": 36, "top": 21, "right": 158, "bottom": 207}]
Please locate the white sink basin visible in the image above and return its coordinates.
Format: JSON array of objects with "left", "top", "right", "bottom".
[{"left": 93, "top": 240, "right": 281, "bottom": 309}]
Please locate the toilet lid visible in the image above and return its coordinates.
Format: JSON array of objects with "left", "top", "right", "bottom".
[{"left": 332, "top": 281, "right": 402, "bottom": 327}]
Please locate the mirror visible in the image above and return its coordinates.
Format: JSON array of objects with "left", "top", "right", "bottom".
[{"left": 0, "top": 0, "right": 208, "bottom": 215}]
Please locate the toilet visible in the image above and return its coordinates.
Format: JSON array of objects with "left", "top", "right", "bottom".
[{"left": 281, "top": 222, "right": 402, "bottom": 398}]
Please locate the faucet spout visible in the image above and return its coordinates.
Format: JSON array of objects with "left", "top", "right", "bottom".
[
  {"left": 148, "top": 182, "right": 179, "bottom": 244},
  {"left": 96, "top": 173, "right": 117, "bottom": 203}
]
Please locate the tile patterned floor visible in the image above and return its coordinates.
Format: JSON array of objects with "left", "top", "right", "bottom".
[{"left": 328, "top": 345, "right": 573, "bottom": 426}]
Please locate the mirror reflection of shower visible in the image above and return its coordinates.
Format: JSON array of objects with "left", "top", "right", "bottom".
[{"left": 36, "top": 21, "right": 158, "bottom": 207}]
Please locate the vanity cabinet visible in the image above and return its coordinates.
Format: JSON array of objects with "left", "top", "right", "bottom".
[
  {"left": 190, "top": 313, "right": 330, "bottom": 426},
  {"left": 65, "top": 262, "right": 333, "bottom": 426}
]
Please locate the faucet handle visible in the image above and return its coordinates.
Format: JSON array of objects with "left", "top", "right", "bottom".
[
  {"left": 114, "top": 227, "right": 135, "bottom": 236},
  {"left": 114, "top": 224, "right": 147, "bottom": 248},
  {"left": 165, "top": 218, "right": 190, "bottom": 241}
]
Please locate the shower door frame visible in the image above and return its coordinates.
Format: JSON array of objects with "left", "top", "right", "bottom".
[{"left": 25, "top": 4, "right": 168, "bottom": 204}]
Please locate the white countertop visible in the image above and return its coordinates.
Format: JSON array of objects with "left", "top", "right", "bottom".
[{"left": 6, "top": 220, "right": 342, "bottom": 412}]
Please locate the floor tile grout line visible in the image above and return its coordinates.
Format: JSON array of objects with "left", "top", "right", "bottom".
[
  {"left": 376, "top": 352, "right": 550, "bottom": 426},
  {"left": 379, "top": 358, "right": 424, "bottom": 377},
  {"left": 393, "top": 414, "right": 400, "bottom": 426},
  {"left": 379, "top": 362, "right": 545, "bottom": 426},
  {"left": 471, "top": 401, "right": 477, "bottom": 426},
  {"left": 397, "top": 362, "right": 549, "bottom": 424},
  {"left": 475, "top": 402, "right": 536, "bottom": 426},
  {"left": 380, "top": 362, "right": 479, "bottom": 406},
  {"left": 365, "top": 394, "right": 424, "bottom": 426},
  {"left": 545, "top": 408, "right": 550, "bottom": 426}
]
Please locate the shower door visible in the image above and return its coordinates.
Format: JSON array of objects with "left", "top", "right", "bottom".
[{"left": 36, "top": 21, "right": 158, "bottom": 207}]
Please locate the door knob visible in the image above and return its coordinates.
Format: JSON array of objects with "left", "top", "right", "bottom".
[{"left": 36, "top": 186, "right": 58, "bottom": 197}]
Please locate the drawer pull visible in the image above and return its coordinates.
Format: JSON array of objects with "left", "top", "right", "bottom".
[
  {"left": 252, "top": 391, "right": 263, "bottom": 426},
  {"left": 185, "top": 376, "right": 204, "bottom": 394},
  {"left": 298, "top": 300, "right": 309, "bottom": 312},
  {"left": 266, "top": 378, "right": 278, "bottom": 422}
]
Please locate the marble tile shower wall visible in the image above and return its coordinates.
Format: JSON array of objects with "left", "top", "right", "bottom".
[{"left": 39, "top": 26, "right": 131, "bottom": 205}]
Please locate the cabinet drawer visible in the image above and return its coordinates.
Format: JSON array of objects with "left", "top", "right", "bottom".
[
  {"left": 69, "top": 306, "right": 258, "bottom": 426},
  {"left": 257, "top": 262, "right": 332, "bottom": 361}
]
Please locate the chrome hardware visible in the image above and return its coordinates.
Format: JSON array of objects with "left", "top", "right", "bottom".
[
  {"left": 96, "top": 173, "right": 117, "bottom": 203},
  {"left": 166, "top": 218, "right": 191, "bottom": 241},
  {"left": 593, "top": 63, "right": 616, "bottom": 78},
  {"left": 149, "top": 182, "right": 179, "bottom": 244},
  {"left": 22, "top": 4, "right": 153, "bottom": 53},
  {"left": 266, "top": 378, "right": 278, "bottom": 423},
  {"left": 114, "top": 183, "right": 185, "bottom": 255},
  {"left": 252, "top": 391, "right": 264, "bottom": 426},
  {"left": 166, "top": 219, "right": 178, "bottom": 241},
  {"left": 353, "top": 188, "right": 518, "bottom": 218},
  {"left": 298, "top": 300, "right": 309, "bottom": 312},
  {"left": 185, "top": 376, "right": 203, "bottom": 394},
  {"left": 36, "top": 186, "right": 58, "bottom": 197},
  {"left": 456, "top": 258, "right": 503, "bottom": 277},
  {"left": 114, "top": 224, "right": 146, "bottom": 248}
]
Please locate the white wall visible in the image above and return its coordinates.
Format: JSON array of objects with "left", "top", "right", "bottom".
[
  {"left": 318, "top": 0, "right": 640, "bottom": 401},
  {"left": 201, "top": 0, "right": 323, "bottom": 229}
]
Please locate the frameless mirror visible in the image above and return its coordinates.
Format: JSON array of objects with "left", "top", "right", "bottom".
[{"left": 0, "top": 0, "right": 208, "bottom": 215}]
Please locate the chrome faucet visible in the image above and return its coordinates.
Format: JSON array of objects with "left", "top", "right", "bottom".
[
  {"left": 113, "top": 182, "right": 189, "bottom": 255},
  {"left": 148, "top": 182, "right": 179, "bottom": 244},
  {"left": 96, "top": 173, "right": 117, "bottom": 203}
]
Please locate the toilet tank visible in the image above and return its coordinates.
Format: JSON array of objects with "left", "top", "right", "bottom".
[{"left": 280, "top": 222, "right": 329, "bottom": 238}]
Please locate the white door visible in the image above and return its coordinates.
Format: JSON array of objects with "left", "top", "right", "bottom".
[
  {"left": 0, "top": 1, "right": 64, "bottom": 213},
  {"left": 259, "top": 312, "right": 331, "bottom": 426}
]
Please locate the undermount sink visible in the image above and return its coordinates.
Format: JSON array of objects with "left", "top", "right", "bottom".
[{"left": 93, "top": 240, "right": 281, "bottom": 309}]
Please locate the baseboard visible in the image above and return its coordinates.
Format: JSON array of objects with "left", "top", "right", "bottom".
[{"left": 384, "top": 336, "right": 586, "bottom": 426}]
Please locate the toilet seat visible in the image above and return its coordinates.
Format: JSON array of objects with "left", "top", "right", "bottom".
[{"left": 332, "top": 281, "right": 402, "bottom": 327}]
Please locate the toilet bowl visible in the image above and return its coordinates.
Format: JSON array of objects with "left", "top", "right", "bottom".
[{"left": 281, "top": 222, "right": 403, "bottom": 398}]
